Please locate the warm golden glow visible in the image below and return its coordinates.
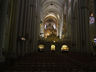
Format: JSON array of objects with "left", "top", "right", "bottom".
[
  {"left": 38, "top": 44, "right": 44, "bottom": 49},
  {"left": 40, "top": 24, "right": 42, "bottom": 26},
  {"left": 51, "top": 45, "right": 55, "bottom": 51},
  {"left": 45, "top": 13, "right": 57, "bottom": 19},
  {"left": 45, "top": 32, "right": 50, "bottom": 38},
  {"left": 62, "top": 45, "right": 68, "bottom": 48},
  {"left": 57, "top": 14, "right": 60, "bottom": 19},
  {"left": 61, "top": 45, "right": 69, "bottom": 51},
  {"left": 91, "top": 13, "right": 94, "bottom": 16},
  {"left": 21, "top": 37, "right": 26, "bottom": 41},
  {"left": 53, "top": 41, "right": 55, "bottom": 43},
  {"left": 46, "top": 33, "right": 50, "bottom": 36}
]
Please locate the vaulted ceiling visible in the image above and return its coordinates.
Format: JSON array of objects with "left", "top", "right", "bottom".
[{"left": 40, "top": 0, "right": 65, "bottom": 20}]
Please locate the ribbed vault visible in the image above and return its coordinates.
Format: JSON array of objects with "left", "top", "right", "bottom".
[
  {"left": 41, "top": 0, "right": 65, "bottom": 20},
  {"left": 40, "top": 0, "right": 65, "bottom": 38}
]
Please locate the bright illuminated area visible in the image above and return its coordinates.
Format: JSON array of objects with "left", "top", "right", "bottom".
[
  {"left": 57, "top": 14, "right": 60, "bottom": 19},
  {"left": 45, "top": 13, "right": 57, "bottom": 19},
  {"left": 91, "top": 13, "right": 94, "bottom": 16},
  {"left": 94, "top": 38, "right": 96, "bottom": 43},
  {"left": 53, "top": 41, "right": 55, "bottom": 43},
  {"left": 61, "top": 45, "right": 69, "bottom": 51},
  {"left": 94, "top": 38, "right": 96, "bottom": 40},
  {"left": 21, "top": 37, "right": 26, "bottom": 41},
  {"left": 38, "top": 44, "right": 44, "bottom": 50},
  {"left": 51, "top": 45, "right": 56, "bottom": 51},
  {"left": 44, "top": 16, "right": 58, "bottom": 38}
]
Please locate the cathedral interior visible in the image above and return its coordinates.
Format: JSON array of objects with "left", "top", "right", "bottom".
[{"left": 0, "top": 0, "right": 96, "bottom": 72}]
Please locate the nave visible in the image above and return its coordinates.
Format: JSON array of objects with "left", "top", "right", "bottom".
[{"left": 0, "top": 0, "right": 96, "bottom": 72}]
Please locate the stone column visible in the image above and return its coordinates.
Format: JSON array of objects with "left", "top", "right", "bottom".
[
  {"left": 0, "top": 0, "right": 8, "bottom": 62},
  {"left": 65, "top": 0, "right": 69, "bottom": 39},
  {"left": 71, "top": 0, "right": 77, "bottom": 52},
  {"left": 29, "top": 0, "right": 39, "bottom": 52},
  {"left": 59, "top": 16, "right": 63, "bottom": 39},
  {"left": 35, "top": 0, "right": 41, "bottom": 52},
  {"left": 77, "top": 0, "right": 90, "bottom": 55}
]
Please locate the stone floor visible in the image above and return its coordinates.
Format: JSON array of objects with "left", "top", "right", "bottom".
[{"left": 1, "top": 52, "right": 96, "bottom": 72}]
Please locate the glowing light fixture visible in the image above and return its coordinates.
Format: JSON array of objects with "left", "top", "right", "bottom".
[
  {"left": 94, "top": 38, "right": 96, "bottom": 43},
  {"left": 91, "top": 13, "right": 93, "bottom": 16},
  {"left": 21, "top": 37, "right": 26, "bottom": 41},
  {"left": 38, "top": 44, "right": 44, "bottom": 50},
  {"left": 61, "top": 45, "right": 69, "bottom": 51},
  {"left": 51, "top": 45, "right": 55, "bottom": 51},
  {"left": 53, "top": 41, "right": 55, "bottom": 43}
]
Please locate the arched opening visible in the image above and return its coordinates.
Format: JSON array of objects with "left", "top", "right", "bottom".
[{"left": 43, "top": 15, "right": 58, "bottom": 38}]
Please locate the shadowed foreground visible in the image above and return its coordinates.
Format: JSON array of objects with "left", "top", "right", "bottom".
[{"left": 1, "top": 52, "right": 96, "bottom": 72}]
